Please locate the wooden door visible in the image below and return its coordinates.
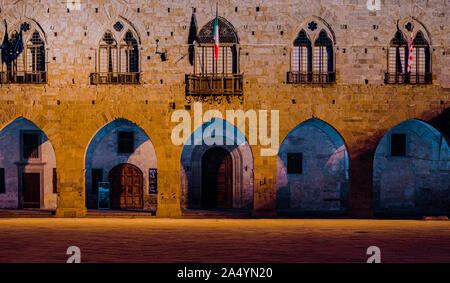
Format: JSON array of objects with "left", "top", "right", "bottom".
[
  {"left": 109, "top": 164, "right": 143, "bottom": 210},
  {"left": 22, "top": 173, "right": 40, "bottom": 208},
  {"left": 202, "top": 148, "right": 232, "bottom": 209}
]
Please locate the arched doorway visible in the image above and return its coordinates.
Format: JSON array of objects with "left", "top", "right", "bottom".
[
  {"left": 0, "top": 118, "right": 57, "bottom": 210},
  {"left": 84, "top": 119, "right": 157, "bottom": 211},
  {"left": 202, "top": 147, "right": 232, "bottom": 209},
  {"left": 109, "top": 163, "right": 143, "bottom": 210},
  {"left": 180, "top": 118, "right": 254, "bottom": 211}
]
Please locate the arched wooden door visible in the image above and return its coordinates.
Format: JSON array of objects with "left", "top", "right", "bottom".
[
  {"left": 202, "top": 147, "right": 232, "bottom": 209},
  {"left": 109, "top": 163, "right": 143, "bottom": 210}
]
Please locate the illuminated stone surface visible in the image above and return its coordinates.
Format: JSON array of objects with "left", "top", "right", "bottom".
[{"left": 0, "top": 218, "right": 449, "bottom": 263}]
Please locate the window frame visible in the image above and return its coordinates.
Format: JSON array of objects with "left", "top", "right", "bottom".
[
  {"left": 389, "top": 132, "right": 409, "bottom": 158},
  {"left": 20, "top": 130, "right": 42, "bottom": 161},
  {"left": 287, "top": 152, "right": 303, "bottom": 175},
  {"left": 117, "top": 130, "right": 135, "bottom": 154}
]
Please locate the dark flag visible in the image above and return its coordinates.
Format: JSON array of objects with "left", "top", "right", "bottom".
[
  {"left": 1, "top": 20, "right": 10, "bottom": 64},
  {"left": 395, "top": 22, "right": 403, "bottom": 73},
  {"left": 10, "top": 25, "right": 24, "bottom": 62},
  {"left": 188, "top": 12, "right": 198, "bottom": 65},
  {"left": 1, "top": 20, "right": 24, "bottom": 65}
]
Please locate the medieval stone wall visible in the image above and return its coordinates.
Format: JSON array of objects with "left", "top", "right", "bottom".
[{"left": 0, "top": 0, "right": 448, "bottom": 217}]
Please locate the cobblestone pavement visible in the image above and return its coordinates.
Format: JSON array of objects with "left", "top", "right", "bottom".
[{"left": 0, "top": 218, "right": 449, "bottom": 263}]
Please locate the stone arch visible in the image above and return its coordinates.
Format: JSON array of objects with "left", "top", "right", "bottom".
[
  {"left": 180, "top": 118, "right": 253, "bottom": 210},
  {"left": 84, "top": 118, "right": 157, "bottom": 211},
  {"left": 94, "top": 17, "right": 141, "bottom": 46},
  {"left": 0, "top": 117, "right": 57, "bottom": 209},
  {"left": 373, "top": 119, "right": 450, "bottom": 216},
  {"left": 277, "top": 118, "right": 350, "bottom": 215},
  {"left": 197, "top": 16, "right": 239, "bottom": 44},
  {"left": 292, "top": 16, "right": 336, "bottom": 45}
]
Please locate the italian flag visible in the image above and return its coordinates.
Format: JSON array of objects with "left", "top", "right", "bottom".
[{"left": 213, "top": 6, "right": 219, "bottom": 60}]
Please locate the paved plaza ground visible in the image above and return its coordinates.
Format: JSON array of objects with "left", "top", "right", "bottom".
[{"left": 0, "top": 218, "right": 449, "bottom": 263}]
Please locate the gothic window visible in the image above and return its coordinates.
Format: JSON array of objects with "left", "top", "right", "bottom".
[
  {"left": 99, "top": 32, "right": 118, "bottom": 73},
  {"left": 313, "top": 30, "right": 333, "bottom": 76},
  {"left": 27, "top": 31, "right": 45, "bottom": 73},
  {"left": 2, "top": 28, "right": 46, "bottom": 84},
  {"left": 195, "top": 17, "right": 239, "bottom": 75},
  {"left": 387, "top": 30, "right": 408, "bottom": 82},
  {"left": 410, "top": 31, "right": 431, "bottom": 83},
  {"left": 289, "top": 27, "right": 335, "bottom": 84},
  {"left": 120, "top": 31, "right": 139, "bottom": 73},
  {"left": 291, "top": 30, "right": 312, "bottom": 76},
  {"left": 386, "top": 26, "right": 431, "bottom": 84},
  {"left": 92, "top": 23, "right": 140, "bottom": 84},
  {"left": 187, "top": 17, "right": 242, "bottom": 96}
]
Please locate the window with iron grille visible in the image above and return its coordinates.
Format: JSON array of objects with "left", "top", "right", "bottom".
[
  {"left": 194, "top": 17, "right": 239, "bottom": 75},
  {"left": 4, "top": 30, "right": 46, "bottom": 84},
  {"left": 410, "top": 31, "right": 431, "bottom": 83},
  {"left": 120, "top": 31, "right": 139, "bottom": 73},
  {"left": 0, "top": 168, "right": 5, "bottom": 194},
  {"left": 388, "top": 30, "right": 408, "bottom": 76},
  {"left": 287, "top": 153, "right": 303, "bottom": 174},
  {"left": 313, "top": 30, "right": 333, "bottom": 74},
  {"left": 91, "top": 168, "right": 103, "bottom": 194},
  {"left": 118, "top": 131, "right": 134, "bottom": 153},
  {"left": 99, "top": 32, "right": 118, "bottom": 73},
  {"left": 22, "top": 132, "right": 40, "bottom": 159},
  {"left": 195, "top": 46, "right": 235, "bottom": 74},
  {"left": 289, "top": 29, "right": 334, "bottom": 83},
  {"left": 390, "top": 133, "right": 407, "bottom": 157},
  {"left": 291, "top": 30, "right": 311, "bottom": 74}
]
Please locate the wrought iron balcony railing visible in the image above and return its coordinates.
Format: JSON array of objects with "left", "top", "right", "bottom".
[
  {"left": 185, "top": 73, "right": 243, "bottom": 96},
  {"left": 384, "top": 72, "right": 432, "bottom": 84},
  {"left": 0, "top": 71, "right": 47, "bottom": 84},
  {"left": 90, "top": 72, "right": 140, "bottom": 85},
  {"left": 287, "top": 71, "right": 336, "bottom": 84}
]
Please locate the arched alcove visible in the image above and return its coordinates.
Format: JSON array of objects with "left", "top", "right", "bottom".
[{"left": 277, "top": 118, "right": 349, "bottom": 215}]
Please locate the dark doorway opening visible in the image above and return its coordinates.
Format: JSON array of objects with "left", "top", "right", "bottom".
[
  {"left": 202, "top": 147, "right": 232, "bottom": 209},
  {"left": 109, "top": 163, "right": 143, "bottom": 210},
  {"left": 22, "top": 173, "right": 40, "bottom": 208}
]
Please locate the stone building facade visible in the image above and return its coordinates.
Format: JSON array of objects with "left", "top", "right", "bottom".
[{"left": 0, "top": 0, "right": 448, "bottom": 218}]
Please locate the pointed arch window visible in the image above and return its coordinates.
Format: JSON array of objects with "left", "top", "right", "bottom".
[
  {"left": 385, "top": 29, "right": 431, "bottom": 84},
  {"left": 186, "top": 17, "right": 242, "bottom": 96},
  {"left": 386, "top": 30, "right": 408, "bottom": 83},
  {"left": 410, "top": 31, "right": 431, "bottom": 83},
  {"left": 99, "top": 32, "right": 118, "bottom": 74},
  {"left": 288, "top": 29, "right": 335, "bottom": 84},
  {"left": 1, "top": 29, "right": 46, "bottom": 84},
  {"left": 91, "top": 29, "right": 140, "bottom": 84},
  {"left": 290, "top": 30, "right": 312, "bottom": 83},
  {"left": 120, "top": 31, "right": 139, "bottom": 73}
]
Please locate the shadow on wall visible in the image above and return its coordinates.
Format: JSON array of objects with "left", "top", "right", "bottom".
[
  {"left": 373, "top": 118, "right": 450, "bottom": 216},
  {"left": 180, "top": 118, "right": 254, "bottom": 211},
  {"left": 277, "top": 118, "right": 350, "bottom": 216},
  {"left": 84, "top": 118, "right": 157, "bottom": 211},
  {"left": 0, "top": 117, "right": 57, "bottom": 209}
]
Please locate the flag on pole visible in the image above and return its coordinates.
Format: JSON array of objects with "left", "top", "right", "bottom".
[
  {"left": 1, "top": 20, "right": 10, "bottom": 64},
  {"left": 407, "top": 23, "right": 414, "bottom": 73},
  {"left": 213, "top": 4, "right": 219, "bottom": 60}
]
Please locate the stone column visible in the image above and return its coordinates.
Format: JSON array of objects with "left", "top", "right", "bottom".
[
  {"left": 252, "top": 154, "right": 278, "bottom": 217},
  {"left": 348, "top": 150, "right": 375, "bottom": 218}
]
